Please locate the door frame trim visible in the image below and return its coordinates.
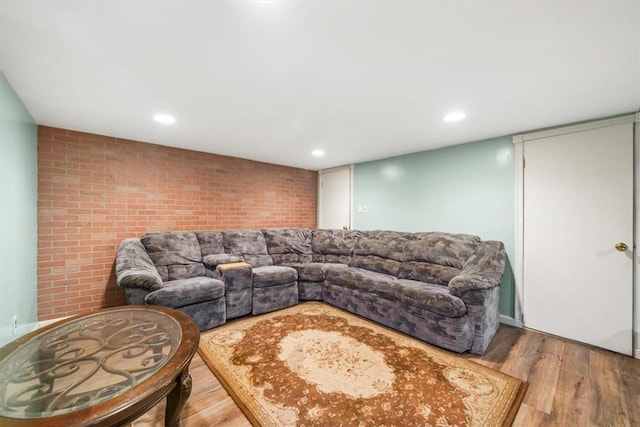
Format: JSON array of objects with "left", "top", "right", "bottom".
[
  {"left": 513, "top": 114, "right": 637, "bottom": 356},
  {"left": 635, "top": 112, "right": 640, "bottom": 359},
  {"left": 317, "top": 165, "right": 354, "bottom": 230}
]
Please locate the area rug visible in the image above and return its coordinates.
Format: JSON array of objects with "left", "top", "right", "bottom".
[{"left": 198, "top": 302, "right": 526, "bottom": 426}]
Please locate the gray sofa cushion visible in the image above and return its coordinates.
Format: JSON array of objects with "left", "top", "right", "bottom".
[
  {"left": 396, "top": 232, "right": 480, "bottom": 285},
  {"left": 311, "top": 229, "right": 360, "bottom": 263},
  {"left": 252, "top": 265, "right": 298, "bottom": 288},
  {"left": 223, "top": 230, "right": 273, "bottom": 267},
  {"left": 141, "top": 231, "right": 205, "bottom": 281},
  {"left": 286, "top": 262, "right": 346, "bottom": 282},
  {"left": 349, "top": 230, "right": 409, "bottom": 276},
  {"left": 326, "top": 266, "right": 397, "bottom": 294},
  {"left": 404, "top": 232, "right": 480, "bottom": 269},
  {"left": 262, "top": 228, "right": 313, "bottom": 264},
  {"left": 270, "top": 253, "right": 313, "bottom": 264},
  {"left": 196, "top": 231, "right": 225, "bottom": 255},
  {"left": 145, "top": 277, "right": 224, "bottom": 308},
  {"left": 378, "top": 279, "right": 467, "bottom": 317}
]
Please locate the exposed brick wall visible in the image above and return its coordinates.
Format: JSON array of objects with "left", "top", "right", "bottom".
[{"left": 38, "top": 126, "right": 318, "bottom": 320}]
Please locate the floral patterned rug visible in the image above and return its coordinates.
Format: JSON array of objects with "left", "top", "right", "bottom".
[{"left": 198, "top": 302, "right": 526, "bottom": 426}]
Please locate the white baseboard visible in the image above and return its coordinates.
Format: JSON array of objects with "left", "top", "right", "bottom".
[
  {"left": 635, "top": 348, "right": 640, "bottom": 360},
  {"left": 499, "top": 314, "right": 523, "bottom": 328}
]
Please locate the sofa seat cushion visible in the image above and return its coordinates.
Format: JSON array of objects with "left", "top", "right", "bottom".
[
  {"left": 380, "top": 279, "right": 467, "bottom": 317},
  {"left": 252, "top": 265, "right": 298, "bottom": 288},
  {"left": 326, "top": 267, "right": 397, "bottom": 293},
  {"left": 285, "top": 263, "right": 345, "bottom": 282},
  {"left": 145, "top": 277, "right": 225, "bottom": 308}
]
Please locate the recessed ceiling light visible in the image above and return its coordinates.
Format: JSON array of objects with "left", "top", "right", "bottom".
[
  {"left": 154, "top": 114, "right": 176, "bottom": 125},
  {"left": 443, "top": 111, "right": 466, "bottom": 122},
  {"left": 312, "top": 149, "right": 325, "bottom": 157}
]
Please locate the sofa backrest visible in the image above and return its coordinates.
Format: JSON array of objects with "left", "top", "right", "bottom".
[
  {"left": 195, "top": 231, "right": 225, "bottom": 255},
  {"left": 350, "top": 230, "right": 409, "bottom": 276},
  {"left": 140, "top": 231, "right": 205, "bottom": 282},
  {"left": 134, "top": 228, "right": 485, "bottom": 286},
  {"left": 398, "top": 232, "right": 480, "bottom": 285},
  {"left": 223, "top": 230, "right": 273, "bottom": 267},
  {"left": 262, "top": 228, "right": 313, "bottom": 264},
  {"left": 311, "top": 229, "right": 361, "bottom": 264},
  {"left": 458, "top": 240, "right": 505, "bottom": 277}
]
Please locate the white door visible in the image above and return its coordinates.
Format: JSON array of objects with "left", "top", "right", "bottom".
[
  {"left": 522, "top": 119, "right": 633, "bottom": 355},
  {"left": 319, "top": 166, "right": 352, "bottom": 229}
]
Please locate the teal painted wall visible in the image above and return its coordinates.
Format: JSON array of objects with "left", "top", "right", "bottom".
[
  {"left": 353, "top": 136, "right": 515, "bottom": 316},
  {"left": 0, "top": 72, "right": 38, "bottom": 346}
]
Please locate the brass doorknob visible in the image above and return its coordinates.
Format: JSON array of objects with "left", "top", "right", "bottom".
[{"left": 615, "top": 242, "right": 628, "bottom": 252}]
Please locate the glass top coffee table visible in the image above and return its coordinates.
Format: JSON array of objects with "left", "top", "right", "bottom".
[{"left": 0, "top": 305, "right": 199, "bottom": 427}]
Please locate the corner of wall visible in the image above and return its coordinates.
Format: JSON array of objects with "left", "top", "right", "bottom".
[
  {"left": 499, "top": 314, "right": 523, "bottom": 328},
  {"left": 0, "top": 72, "right": 38, "bottom": 347}
]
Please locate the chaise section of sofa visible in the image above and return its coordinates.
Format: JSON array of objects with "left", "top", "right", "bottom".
[
  {"left": 323, "top": 230, "right": 474, "bottom": 353},
  {"left": 115, "top": 227, "right": 506, "bottom": 355}
]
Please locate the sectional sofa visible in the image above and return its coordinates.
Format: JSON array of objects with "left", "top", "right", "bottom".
[{"left": 115, "top": 228, "right": 506, "bottom": 355}]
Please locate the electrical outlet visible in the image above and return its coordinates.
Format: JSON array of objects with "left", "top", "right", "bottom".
[{"left": 12, "top": 315, "right": 17, "bottom": 336}]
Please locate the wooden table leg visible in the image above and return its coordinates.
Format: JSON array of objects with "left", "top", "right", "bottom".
[{"left": 165, "top": 368, "right": 192, "bottom": 427}]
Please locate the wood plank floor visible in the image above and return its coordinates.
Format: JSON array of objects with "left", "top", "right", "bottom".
[{"left": 128, "top": 324, "right": 640, "bottom": 426}]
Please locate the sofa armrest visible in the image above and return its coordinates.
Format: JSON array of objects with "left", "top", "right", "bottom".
[
  {"left": 216, "top": 262, "right": 253, "bottom": 293},
  {"left": 203, "top": 253, "right": 245, "bottom": 269},
  {"left": 448, "top": 240, "right": 505, "bottom": 297},
  {"left": 115, "top": 238, "right": 162, "bottom": 290}
]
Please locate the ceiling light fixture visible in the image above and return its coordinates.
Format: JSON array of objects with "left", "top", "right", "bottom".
[
  {"left": 154, "top": 113, "right": 176, "bottom": 125},
  {"left": 443, "top": 111, "right": 466, "bottom": 123},
  {"left": 312, "top": 149, "right": 325, "bottom": 157}
]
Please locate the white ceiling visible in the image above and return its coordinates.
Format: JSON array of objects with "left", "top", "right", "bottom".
[{"left": 1, "top": 1, "right": 639, "bottom": 171}]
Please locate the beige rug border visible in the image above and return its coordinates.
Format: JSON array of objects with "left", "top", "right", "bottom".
[{"left": 198, "top": 302, "right": 527, "bottom": 427}]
